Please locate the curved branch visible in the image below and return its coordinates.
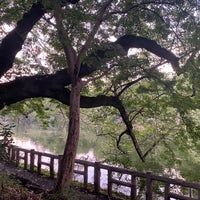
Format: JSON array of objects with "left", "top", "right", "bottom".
[
  {"left": 0, "top": 2, "right": 45, "bottom": 77},
  {"left": 0, "top": 0, "right": 80, "bottom": 78},
  {"left": 116, "top": 130, "right": 127, "bottom": 154},
  {"left": 115, "top": 34, "right": 180, "bottom": 74}
]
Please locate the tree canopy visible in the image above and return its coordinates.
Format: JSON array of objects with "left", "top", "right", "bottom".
[{"left": 0, "top": 0, "right": 200, "bottom": 191}]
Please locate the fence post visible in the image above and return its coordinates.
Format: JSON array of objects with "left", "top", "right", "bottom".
[
  {"left": 30, "top": 149, "right": 35, "bottom": 172},
  {"left": 84, "top": 165, "right": 88, "bottom": 189},
  {"left": 15, "top": 148, "right": 19, "bottom": 167},
  {"left": 11, "top": 146, "right": 16, "bottom": 162},
  {"left": 107, "top": 168, "right": 112, "bottom": 198},
  {"left": 37, "top": 153, "right": 42, "bottom": 174},
  {"left": 146, "top": 171, "right": 153, "bottom": 200},
  {"left": 131, "top": 174, "right": 137, "bottom": 199},
  {"left": 50, "top": 157, "right": 54, "bottom": 178},
  {"left": 57, "top": 155, "right": 62, "bottom": 179},
  {"left": 189, "top": 188, "right": 192, "bottom": 198},
  {"left": 164, "top": 183, "right": 170, "bottom": 200},
  {"left": 7, "top": 146, "right": 11, "bottom": 160},
  {"left": 24, "top": 151, "right": 28, "bottom": 170},
  {"left": 94, "top": 161, "right": 101, "bottom": 194}
]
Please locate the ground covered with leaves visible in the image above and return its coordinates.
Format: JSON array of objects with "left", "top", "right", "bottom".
[
  {"left": 0, "top": 173, "right": 108, "bottom": 200},
  {"left": 0, "top": 173, "right": 43, "bottom": 200},
  {"left": 0, "top": 174, "right": 126, "bottom": 200}
]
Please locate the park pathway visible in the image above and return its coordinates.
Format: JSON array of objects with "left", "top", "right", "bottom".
[
  {"left": 0, "top": 161, "right": 112, "bottom": 200},
  {"left": 0, "top": 161, "right": 56, "bottom": 192}
]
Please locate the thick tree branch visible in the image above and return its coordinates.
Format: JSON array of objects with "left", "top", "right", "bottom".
[
  {"left": 0, "top": 69, "right": 120, "bottom": 109},
  {"left": 0, "top": 32, "right": 180, "bottom": 112},
  {"left": 78, "top": 34, "right": 180, "bottom": 77},
  {"left": 0, "top": 67, "right": 145, "bottom": 162},
  {"left": 115, "top": 35, "right": 181, "bottom": 74},
  {"left": 0, "top": 2, "right": 45, "bottom": 78},
  {"left": 0, "top": 0, "right": 81, "bottom": 78}
]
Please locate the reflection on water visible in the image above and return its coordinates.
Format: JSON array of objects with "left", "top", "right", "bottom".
[
  {"left": 13, "top": 137, "right": 52, "bottom": 153},
  {"left": 14, "top": 129, "right": 103, "bottom": 160},
  {"left": 13, "top": 137, "right": 97, "bottom": 161},
  {"left": 76, "top": 149, "right": 97, "bottom": 161}
]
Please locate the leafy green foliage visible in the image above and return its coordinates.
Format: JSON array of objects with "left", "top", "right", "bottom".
[
  {"left": 91, "top": 73, "right": 200, "bottom": 183},
  {"left": 0, "top": 120, "right": 14, "bottom": 161}
]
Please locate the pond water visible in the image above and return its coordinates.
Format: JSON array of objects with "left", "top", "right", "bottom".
[
  {"left": 13, "top": 137, "right": 133, "bottom": 196},
  {"left": 14, "top": 127, "right": 104, "bottom": 160},
  {"left": 13, "top": 137, "right": 52, "bottom": 154},
  {"left": 13, "top": 137, "right": 97, "bottom": 161}
]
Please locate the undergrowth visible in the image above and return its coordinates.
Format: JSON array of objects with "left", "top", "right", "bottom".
[
  {"left": 0, "top": 173, "right": 44, "bottom": 200},
  {"left": 0, "top": 173, "right": 104, "bottom": 200}
]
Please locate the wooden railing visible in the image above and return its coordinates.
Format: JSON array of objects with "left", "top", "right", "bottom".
[{"left": 7, "top": 145, "right": 200, "bottom": 200}]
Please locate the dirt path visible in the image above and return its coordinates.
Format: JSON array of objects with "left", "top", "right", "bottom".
[
  {"left": 0, "top": 161, "right": 114, "bottom": 199},
  {"left": 0, "top": 161, "right": 56, "bottom": 192}
]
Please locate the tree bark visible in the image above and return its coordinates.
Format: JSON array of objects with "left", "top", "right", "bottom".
[{"left": 56, "top": 79, "right": 81, "bottom": 191}]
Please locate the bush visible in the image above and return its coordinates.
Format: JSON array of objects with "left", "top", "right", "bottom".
[{"left": 0, "top": 120, "right": 14, "bottom": 161}]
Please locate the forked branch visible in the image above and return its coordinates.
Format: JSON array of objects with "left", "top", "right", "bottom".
[{"left": 115, "top": 97, "right": 145, "bottom": 162}]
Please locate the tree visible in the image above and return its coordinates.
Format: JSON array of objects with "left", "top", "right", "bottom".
[{"left": 0, "top": 0, "right": 199, "bottom": 192}]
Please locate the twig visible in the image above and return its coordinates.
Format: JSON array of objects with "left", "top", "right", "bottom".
[
  {"left": 104, "top": 1, "right": 177, "bottom": 19},
  {"left": 117, "top": 76, "right": 148, "bottom": 97}
]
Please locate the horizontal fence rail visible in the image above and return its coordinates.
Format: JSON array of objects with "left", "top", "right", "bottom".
[{"left": 7, "top": 145, "right": 200, "bottom": 200}]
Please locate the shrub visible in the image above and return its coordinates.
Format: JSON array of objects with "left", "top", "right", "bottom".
[{"left": 0, "top": 119, "right": 14, "bottom": 161}]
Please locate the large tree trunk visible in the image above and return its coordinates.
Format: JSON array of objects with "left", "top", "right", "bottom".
[{"left": 56, "top": 79, "right": 81, "bottom": 192}]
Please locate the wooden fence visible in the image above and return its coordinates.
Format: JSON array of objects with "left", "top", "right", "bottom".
[{"left": 7, "top": 145, "right": 200, "bottom": 200}]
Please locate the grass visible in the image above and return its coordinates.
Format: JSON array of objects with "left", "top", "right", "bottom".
[
  {"left": 18, "top": 162, "right": 52, "bottom": 177},
  {"left": 0, "top": 160, "right": 131, "bottom": 200},
  {"left": 0, "top": 172, "right": 100, "bottom": 200},
  {"left": 0, "top": 172, "right": 130, "bottom": 200},
  {"left": 0, "top": 173, "right": 44, "bottom": 200}
]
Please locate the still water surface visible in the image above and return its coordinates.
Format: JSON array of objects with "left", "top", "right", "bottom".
[{"left": 13, "top": 137, "right": 134, "bottom": 196}]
